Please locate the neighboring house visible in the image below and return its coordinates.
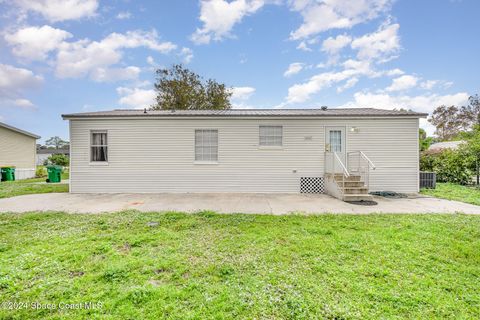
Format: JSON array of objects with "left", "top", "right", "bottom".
[
  {"left": 36, "top": 148, "right": 70, "bottom": 165},
  {"left": 62, "top": 108, "right": 427, "bottom": 200},
  {"left": 427, "top": 140, "right": 465, "bottom": 153},
  {"left": 0, "top": 122, "right": 40, "bottom": 180}
]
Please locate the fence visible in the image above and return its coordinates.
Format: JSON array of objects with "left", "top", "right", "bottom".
[{"left": 420, "top": 171, "right": 436, "bottom": 189}]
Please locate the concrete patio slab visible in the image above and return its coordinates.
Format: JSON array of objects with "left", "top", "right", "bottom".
[{"left": 1, "top": 193, "right": 480, "bottom": 214}]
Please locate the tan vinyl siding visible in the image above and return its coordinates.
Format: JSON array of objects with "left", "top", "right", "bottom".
[
  {"left": 0, "top": 125, "right": 36, "bottom": 169},
  {"left": 69, "top": 117, "right": 419, "bottom": 193}
]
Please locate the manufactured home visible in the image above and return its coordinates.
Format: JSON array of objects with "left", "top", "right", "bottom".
[
  {"left": 0, "top": 122, "right": 40, "bottom": 180},
  {"left": 62, "top": 108, "right": 427, "bottom": 201}
]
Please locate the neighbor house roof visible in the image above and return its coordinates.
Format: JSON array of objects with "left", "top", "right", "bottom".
[
  {"left": 0, "top": 122, "right": 40, "bottom": 139},
  {"left": 428, "top": 140, "right": 465, "bottom": 152},
  {"left": 37, "top": 148, "right": 70, "bottom": 155},
  {"left": 62, "top": 108, "right": 428, "bottom": 119}
]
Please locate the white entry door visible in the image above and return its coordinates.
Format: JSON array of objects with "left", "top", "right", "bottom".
[{"left": 326, "top": 127, "right": 346, "bottom": 168}]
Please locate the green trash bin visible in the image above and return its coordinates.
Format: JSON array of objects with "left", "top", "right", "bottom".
[
  {"left": 1, "top": 167, "right": 15, "bottom": 181},
  {"left": 46, "top": 165, "right": 62, "bottom": 183}
]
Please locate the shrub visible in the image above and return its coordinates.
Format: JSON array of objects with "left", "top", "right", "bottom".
[
  {"left": 35, "top": 166, "right": 47, "bottom": 178},
  {"left": 420, "top": 148, "right": 475, "bottom": 184},
  {"left": 47, "top": 154, "right": 69, "bottom": 166}
]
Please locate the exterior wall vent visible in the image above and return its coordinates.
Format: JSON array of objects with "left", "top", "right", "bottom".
[{"left": 300, "top": 177, "right": 325, "bottom": 193}]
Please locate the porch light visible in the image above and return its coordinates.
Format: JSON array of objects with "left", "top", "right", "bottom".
[{"left": 349, "top": 127, "right": 359, "bottom": 133}]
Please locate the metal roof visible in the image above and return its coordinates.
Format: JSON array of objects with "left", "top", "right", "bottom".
[
  {"left": 37, "top": 148, "right": 70, "bottom": 155},
  {"left": 62, "top": 108, "right": 428, "bottom": 119},
  {"left": 0, "top": 122, "right": 40, "bottom": 139}
]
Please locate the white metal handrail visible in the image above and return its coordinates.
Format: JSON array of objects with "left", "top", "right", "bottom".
[
  {"left": 334, "top": 152, "right": 350, "bottom": 178},
  {"left": 325, "top": 151, "right": 350, "bottom": 178},
  {"left": 346, "top": 151, "right": 376, "bottom": 188}
]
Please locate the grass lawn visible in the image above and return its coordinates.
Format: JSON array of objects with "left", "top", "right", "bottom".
[
  {"left": 421, "top": 182, "right": 480, "bottom": 206},
  {"left": 0, "top": 172, "right": 69, "bottom": 199},
  {"left": 0, "top": 212, "right": 478, "bottom": 319}
]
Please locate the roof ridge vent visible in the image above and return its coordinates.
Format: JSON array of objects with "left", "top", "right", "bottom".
[{"left": 321, "top": 106, "right": 328, "bottom": 110}]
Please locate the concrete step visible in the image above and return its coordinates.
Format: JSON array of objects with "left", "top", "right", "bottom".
[
  {"left": 342, "top": 187, "right": 369, "bottom": 194},
  {"left": 341, "top": 181, "right": 365, "bottom": 187},
  {"left": 334, "top": 175, "right": 361, "bottom": 182},
  {"left": 343, "top": 194, "right": 374, "bottom": 202}
]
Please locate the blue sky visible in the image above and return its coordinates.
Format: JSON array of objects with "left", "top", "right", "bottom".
[{"left": 0, "top": 0, "right": 479, "bottom": 142}]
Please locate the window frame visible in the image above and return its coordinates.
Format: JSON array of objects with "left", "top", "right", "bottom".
[
  {"left": 259, "top": 125, "right": 283, "bottom": 148},
  {"left": 90, "top": 130, "right": 109, "bottom": 165},
  {"left": 194, "top": 129, "right": 219, "bottom": 164}
]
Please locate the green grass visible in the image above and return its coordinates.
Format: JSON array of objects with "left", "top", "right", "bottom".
[
  {"left": 421, "top": 182, "right": 480, "bottom": 206},
  {"left": 0, "top": 172, "right": 69, "bottom": 199},
  {"left": 0, "top": 212, "right": 479, "bottom": 319}
]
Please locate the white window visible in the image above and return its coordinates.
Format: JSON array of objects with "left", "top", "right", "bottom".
[
  {"left": 329, "top": 130, "right": 342, "bottom": 152},
  {"left": 259, "top": 126, "right": 283, "bottom": 146},
  {"left": 91, "top": 131, "right": 108, "bottom": 162},
  {"left": 195, "top": 129, "right": 218, "bottom": 162}
]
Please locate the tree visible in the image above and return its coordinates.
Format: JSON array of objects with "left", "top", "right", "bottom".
[
  {"left": 152, "top": 64, "right": 232, "bottom": 110},
  {"left": 47, "top": 154, "right": 69, "bottom": 166},
  {"left": 463, "top": 125, "right": 480, "bottom": 185},
  {"left": 45, "top": 136, "right": 69, "bottom": 149},
  {"left": 458, "top": 94, "right": 480, "bottom": 130},
  {"left": 429, "top": 95, "right": 480, "bottom": 141},
  {"left": 419, "top": 128, "right": 434, "bottom": 151},
  {"left": 428, "top": 105, "right": 463, "bottom": 141}
]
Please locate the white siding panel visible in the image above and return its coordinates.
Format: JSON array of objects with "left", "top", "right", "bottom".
[
  {"left": 69, "top": 117, "right": 419, "bottom": 193},
  {"left": 70, "top": 119, "right": 325, "bottom": 193}
]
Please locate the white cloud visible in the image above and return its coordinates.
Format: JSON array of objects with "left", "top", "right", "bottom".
[
  {"left": 337, "top": 77, "right": 358, "bottom": 93},
  {"left": 347, "top": 91, "right": 468, "bottom": 116},
  {"left": 420, "top": 80, "right": 438, "bottom": 90},
  {"left": 90, "top": 66, "right": 141, "bottom": 82},
  {"left": 55, "top": 30, "right": 177, "bottom": 79},
  {"left": 340, "top": 91, "right": 470, "bottom": 135},
  {"left": 351, "top": 22, "right": 400, "bottom": 62},
  {"left": 321, "top": 34, "right": 352, "bottom": 55},
  {"left": 4, "top": 26, "right": 181, "bottom": 83},
  {"left": 191, "top": 0, "right": 266, "bottom": 44},
  {"left": 286, "top": 71, "right": 349, "bottom": 103},
  {"left": 296, "top": 41, "right": 312, "bottom": 51},
  {"left": 13, "top": 0, "right": 98, "bottom": 22},
  {"left": 180, "top": 47, "right": 194, "bottom": 64},
  {"left": 146, "top": 56, "right": 156, "bottom": 66},
  {"left": 0, "top": 64, "right": 43, "bottom": 97},
  {"left": 289, "top": 0, "right": 393, "bottom": 40},
  {"left": 284, "top": 57, "right": 392, "bottom": 104},
  {"left": 4, "top": 25, "right": 72, "bottom": 61},
  {"left": 384, "top": 68, "right": 404, "bottom": 76},
  {"left": 11, "top": 98, "right": 35, "bottom": 108},
  {"left": 283, "top": 57, "right": 412, "bottom": 105},
  {"left": 116, "top": 11, "right": 131, "bottom": 20},
  {"left": 0, "top": 64, "right": 43, "bottom": 109},
  {"left": 231, "top": 86, "right": 256, "bottom": 100},
  {"left": 117, "top": 87, "right": 156, "bottom": 109},
  {"left": 386, "top": 75, "right": 418, "bottom": 92},
  {"left": 283, "top": 62, "right": 304, "bottom": 77}
]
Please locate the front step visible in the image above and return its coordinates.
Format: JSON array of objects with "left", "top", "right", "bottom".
[
  {"left": 328, "top": 174, "right": 373, "bottom": 202},
  {"left": 333, "top": 174, "right": 361, "bottom": 182},
  {"left": 341, "top": 181, "right": 365, "bottom": 187},
  {"left": 343, "top": 194, "right": 374, "bottom": 202},
  {"left": 342, "top": 186, "right": 369, "bottom": 194}
]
